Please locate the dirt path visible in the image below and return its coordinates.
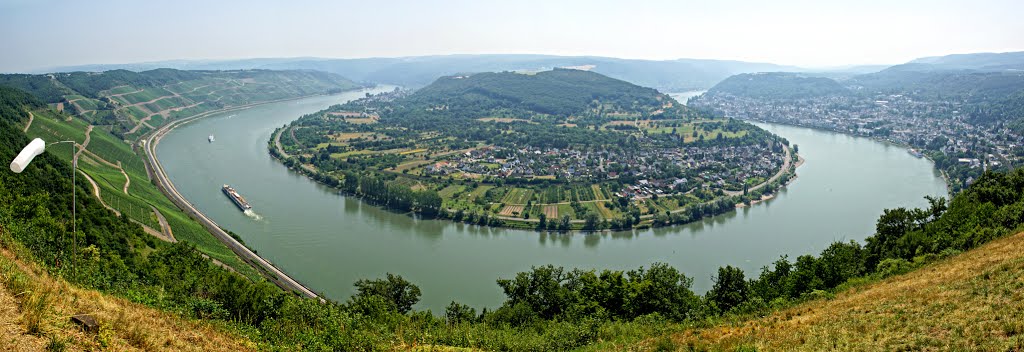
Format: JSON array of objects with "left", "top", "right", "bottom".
[
  {"left": 149, "top": 205, "right": 176, "bottom": 242},
  {"left": 126, "top": 102, "right": 202, "bottom": 135},
  {"left": 105, "top": 88, "right": 143, "bottom": 98},
  {"left": 22, "top": 111, "right": 33, "bottom": 132},
  {"left": 118, "top": 161, "right": 130, "bottom": 194},
  {"left": 273, "top": 127, "right": 291, "bottom": 158},
  {"left": 289, "top": 125, "right": 301, "bottom": 147},
  {"left": 80, "top": 168, "right": 172, "bottom": 242},
  {"left": 74, "top": 125, "right": 93, "bottom": 163},
  {"left": 144, "top": 100, "right": 325, "bottom": 300},
  {"left": 68, "top": 100, "right": 93, "bottom": 117},
  {"left": 81, "top": 149, "right": 119, "bottom": 168},
  {"left": 78, "top": 170, "right": 120, "bottom": 216},
  {"left": 75, "top": 125, "right": 174, "bottom": 242}
]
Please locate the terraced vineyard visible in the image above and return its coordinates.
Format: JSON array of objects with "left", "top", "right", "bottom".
[{"left": 9, "top": 68, "right": 364, "bottom": 278}]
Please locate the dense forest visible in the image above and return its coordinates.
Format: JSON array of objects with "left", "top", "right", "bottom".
[
  {"left": 5, "top": 84, "right": 1024, "bottom": 350},
  {"left": 705, "top": 72, "right": 852, "bottom": 99}
]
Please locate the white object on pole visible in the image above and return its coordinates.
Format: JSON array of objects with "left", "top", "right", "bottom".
[{"left": 10, "top": 138, "right": 46, "bottom": 173}]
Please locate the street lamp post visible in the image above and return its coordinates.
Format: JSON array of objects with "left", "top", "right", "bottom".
[{"left": 11, "top": 137, "right": 78, "bottom": 274}]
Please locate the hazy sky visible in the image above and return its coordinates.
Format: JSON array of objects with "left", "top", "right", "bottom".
[{"left": 1, "top": 0, "right": 1021, "bottom": 72}]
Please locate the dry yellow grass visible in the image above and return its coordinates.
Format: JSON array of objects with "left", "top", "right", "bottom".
[
  {"left": 638, "top": 231, "right": 1024, "bottom": 351},
  {"left": 330, "top": 132, "right": 373, "bottom": 142},
  {"left": 399, "top": 148, "right": 428, "bottom": 155},
  {"left": 0, "top": 245, "right": 254, "bottom": 351},
  {"left": 344, "top": 117, "right": 378, "bottom": 124},
  {"left": 475, "top": 117, "right": 534, "bottom": 124}
]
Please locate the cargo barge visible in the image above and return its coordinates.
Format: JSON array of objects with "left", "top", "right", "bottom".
[{"left": 222, "top": 184, "right": 252, "bottom": 211}]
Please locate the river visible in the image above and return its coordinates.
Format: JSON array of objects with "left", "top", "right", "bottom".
[{"left": 156, "top": 89, "right": 948, "bottom": 312}]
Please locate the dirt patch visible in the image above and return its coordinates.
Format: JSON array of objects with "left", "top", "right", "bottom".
[
  {"left": 499, "top": 205, "right": 524, "bottom": 217},
  {"left": 542, "top": 205, "right": 558, "bottom": 219}
]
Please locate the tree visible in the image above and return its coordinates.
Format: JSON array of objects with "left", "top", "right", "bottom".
[
  {"left": 583, "top": 212, "right": 600, "bottom": 231},
  {"left": 351, "top": 273, "right": 421, "bottom": 314},
  {"left": 537, "top": 213, "right": 547, "bottom": 231},
  {"left": 445, "top": 301, "right": 476, "bottom": 325},
  {"left": 707, "top": 265, "right": 748, "bottom": 312},
  {"left": 496, "top": 265, "right": 573, "bottom": 320},
  {"left": 560, "top": 215, "right": 571, "bottom": 231},
  {"left": 817, "top": 241, "right": 864, "bottom": 288}
]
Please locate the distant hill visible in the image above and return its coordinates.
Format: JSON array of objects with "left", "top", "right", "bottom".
[
  {"left": 405, "top": 68, "right": 669, "bottom": 118},
  {"left": 848, "top": 66, "right": 1024, "bottom": 98},
  {"left": 908, "top": 51, "right": 1024, "bottom": 71},
  {"left": 0, "top": 68, "right": 363, "bottom": 139},
  {"left": 705, "top": 72, "right": 851, "bottom": 99},
  {"left": 45, "top": 55, "right": 804, "bottom": 91}
]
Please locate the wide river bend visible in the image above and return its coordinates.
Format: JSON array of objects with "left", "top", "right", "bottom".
[{"left": 157, "top": 89, "right": 948, "bottom": 311}]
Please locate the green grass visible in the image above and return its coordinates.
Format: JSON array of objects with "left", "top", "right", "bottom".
[
  {"left": 438, "top": 185, "right": 465, "bottom": 199},
  {"left": 542, "top": 186, "right": 565, "bottom": 203},
  {"left": 556, "top": 204, "right": 576, "bottom": 219},
  {"left": 69, "top": 97, "right": 101, "bottom": 111},
  {"left": 27, "top": 108, "right": 262, "bottom": 281},
  {"left": 86, "top": 130, "right": 147, "bottom": 178},
  {"left": 119, "top": 87, "right": 174, "bottom": 105},
  {"left": 591, "top": 184, "right": 608, "bottom": 201},
  {"left": 580, "top": 202, "right": 602, "bottom": 218},
  {"left": 25, "top": 109, "right": 88, "bottom": 148},
  {"left": 124, "top": 105, "right": 150, "bottom": 121},
  {"left": 103, "top": 86, "right": 140, "bottom": 95},
  {"left": 469, "top": 185, "right": 493, "bottom": 200},
  {"left": 144, "top": 96, "right": 189, "bottom": 112},
  {"left": 500, "top": 188, "right": 533, "bottom": 205}
]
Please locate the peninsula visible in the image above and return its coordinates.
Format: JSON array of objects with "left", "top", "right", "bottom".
[{"left": 271, "top": 69, "right": 799, "bottom": 231}]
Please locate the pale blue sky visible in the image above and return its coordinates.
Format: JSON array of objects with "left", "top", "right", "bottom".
[{"left": 1, "top": 0, "right": 1021, "bottom": 72}]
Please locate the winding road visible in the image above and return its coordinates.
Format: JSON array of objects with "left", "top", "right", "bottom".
[
  {"left": 23, "top": 111, "right": 33, "bottom": 132},
  {"left": 142, "top": 101, "right": 323, "bottom": 300}
]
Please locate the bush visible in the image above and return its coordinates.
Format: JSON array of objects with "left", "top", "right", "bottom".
[{"left": 877, "top": 258, "right": 914, "bottom": 278}]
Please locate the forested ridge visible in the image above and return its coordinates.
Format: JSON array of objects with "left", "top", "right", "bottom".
[{"left": 706, "top": 73, "right": 851, "bottom": 99}]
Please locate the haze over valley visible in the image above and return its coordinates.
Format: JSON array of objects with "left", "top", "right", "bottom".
[{"left": 1, "top": 1, "right": 1023, "bottom": 350}]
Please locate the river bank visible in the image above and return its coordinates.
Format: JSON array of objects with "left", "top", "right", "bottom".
[
  {"left": 157, "top": 100, "right": 948, "bottom": 311},
  {"left": 268, "top": 127, "right": 802, "bottom": 232},
  {"left": 745, "top": 119, "right": 953, "bottom": 195},
  {"left": 142, "top": 89, "right": 377, "bottom": 299}
]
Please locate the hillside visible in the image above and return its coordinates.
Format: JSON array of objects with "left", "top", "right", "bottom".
[
  {"left": 640, "top": 229, "right": 1024, "bottom": 351},
  {"left": 704, "top": 72, "right": 852, "bottom": 100},
  {"left": 0, "top": 69, "right": 364, "bottom": 281},
  {"left": 909, "top": 51, "right": 1024, "bottom": 71},
  {"left": 405, "top": 69, "right": 671, "bottom": 118},
  {"left": 0, "top": 68, "right": 362, "bottom": 140},
  {"left": 847, "top": 66, "right": 1024, "bottom": 99},
  {"left": 0, "top": 240, "right": 252, "bottom": 351}
]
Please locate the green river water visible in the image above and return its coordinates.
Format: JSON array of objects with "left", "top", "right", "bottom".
[{"left": 156, "top": 88, "right": 948, "bottom": 311}]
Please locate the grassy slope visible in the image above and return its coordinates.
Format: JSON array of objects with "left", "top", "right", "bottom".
[
  {"left": 0, "top": 236, "right": 253, "bottom": 351},
  {"left": 630, "top": 230, "right": 1024, "bottom": 351},
  {"left": 23, "top": 109, "right": 263, "bottom": 280},
  {"left": 16, "top": 70, "right": 365, "bottom": 280}
]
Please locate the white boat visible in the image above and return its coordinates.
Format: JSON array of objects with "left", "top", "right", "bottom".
[{"left": 208, "top": 135, "right": 215, "bottom": 143}]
